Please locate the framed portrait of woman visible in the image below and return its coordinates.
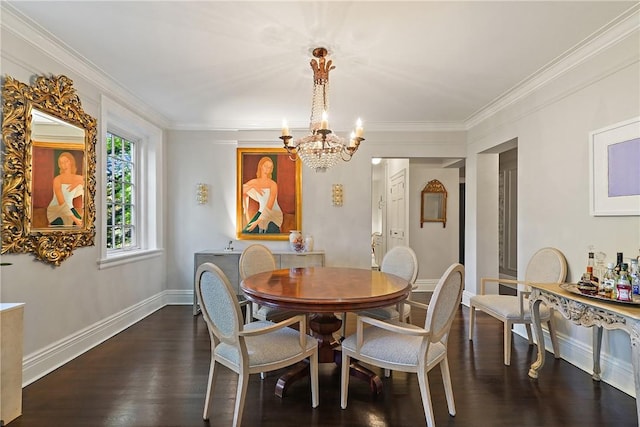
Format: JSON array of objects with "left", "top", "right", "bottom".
[
  {"left": 1, "top": 74, "right": 96, "bottom": 266},
  {"left": 236, "top": 148, "right": 302, "bottom": 240},
  {"left": 31, "top": 141, "right": 86, "bottom": 230}
]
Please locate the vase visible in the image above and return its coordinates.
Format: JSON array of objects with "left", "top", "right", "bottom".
[
  {"left": 289, "top": 230, "right": 304, "bottom": 252},
  {"left": 304, "top": 235, "right": 314, "bottom": 252}
]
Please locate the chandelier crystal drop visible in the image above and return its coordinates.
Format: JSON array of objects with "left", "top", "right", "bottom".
[{"left": 280, "top": 47, "right": 364, "bottom": 172}]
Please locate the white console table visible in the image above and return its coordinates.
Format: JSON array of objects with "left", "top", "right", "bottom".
[
  {"left": 528, "top": 282, "right": 639, "bottom": 423},
  {"left": 193, "top": 250, "right": 325, "bottom": 314},
  {"left": 1, "top": 303, "right": 25, "bottom": 426}
]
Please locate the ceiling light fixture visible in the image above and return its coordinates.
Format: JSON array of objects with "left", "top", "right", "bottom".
[{"left": 280, "top": 47, "right": 364, "bottom": 172}]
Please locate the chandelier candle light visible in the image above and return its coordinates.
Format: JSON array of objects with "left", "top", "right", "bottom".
[{"left": 280, "top": 47, "right": 364, "bottom": 172}]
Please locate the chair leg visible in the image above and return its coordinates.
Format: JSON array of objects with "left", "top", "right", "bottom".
[
  {"left": 417, "top": 367, "right": 436, "bottom": 427},
  {"left": 340, "top": 312, "right": 347, "bottom": 340},
  {"left": 504, "top": 321, "right": 512, "bottom": 366},
  {"left": 340, "top": 351, "right": 351, "bottom": 409},
  {"left": 310, "top": 351, "right": 319, "bottom": 408},
  {"left": 260, "top": 372, "right": 266, "bottom": 380},
  {"left": 439, "top": 356, "right": 456, "bottom": 416},
  {"left": 203, "top": 358, "right": 218, "bottom": 420},
  {"left": 468, "top": 305, "right": 475, "bottom": 341},
  {"left": 232, "top": 371, "right": 249, "bottom": 427},
  {"left": 245, "top": 303, "right": 253, "bottom": 325},
  {"left": 525, "top": 324, "right": 534, "bottom": 345},
  {"left": 384, "top": 368, "right": 391, "bottom": 378}
]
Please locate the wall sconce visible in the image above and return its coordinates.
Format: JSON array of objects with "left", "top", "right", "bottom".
[
  {"left": 332, "top": 184, "right": 343, "bottom": 207},
  {"left": 196, "top": 183, "right": 208, "bottom": 205}
]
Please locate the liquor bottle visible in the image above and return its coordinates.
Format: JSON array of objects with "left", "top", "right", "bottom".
[
  {"left": 614, "top": 252, "right": 624, "bottom": 277},
  {"left": 630, "top": 259, "right": 640, "bottom": 296},
  {"left": 616, "top": 263, "right": 632, "bottom": 302},
  {"left": 601, "top": 263, "right": 616, "bottom": 299},
  {"left": 594, "top": 251, "right": 607, "bottom": 281},
  {"left": 587, "top": 252, "right": 599, "bottom": 283}
]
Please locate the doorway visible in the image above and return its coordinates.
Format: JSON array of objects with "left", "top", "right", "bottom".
[
  {"left": 371, "top": 158, "right": 409, "bottom": 269},
  {"left": 499, "top": 147, "right": 518, "bottom": 279}
]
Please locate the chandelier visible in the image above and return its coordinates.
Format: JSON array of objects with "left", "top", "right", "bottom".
[{"left": 280, "top": 47, "right": 364, "bottom": 172}]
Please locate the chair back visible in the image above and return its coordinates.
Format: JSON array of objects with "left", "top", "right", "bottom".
[
  {"left": 380, "top": 246, "right": 419, "bottom": 284},
  {"left": 239, "top": 244, "right": 276, "bottom": 280},
  {"left": 425, "top": 263, "right": 464, "bottom": 344},
  {"left": 524, "top": 247, "right": 567, "bottom": 284},
  {"left": 195, "top": 262, "right": 244, "bottom": 347}
]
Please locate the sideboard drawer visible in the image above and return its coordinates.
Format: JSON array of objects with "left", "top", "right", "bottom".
[{"left": 279, "top": 253, "right": 325, "bottom": 268}]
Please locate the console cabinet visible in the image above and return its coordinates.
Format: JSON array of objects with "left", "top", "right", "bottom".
[
  {"left": 1, "top": 303, "right": 24, "bottom": 426},
  {"left": 193, "top": 250, "right": 325, "bottom": 314}
]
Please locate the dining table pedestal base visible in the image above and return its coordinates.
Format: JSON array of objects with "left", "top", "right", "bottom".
[
  {"left": 275, "top": 313, "right": 384, "bottom": 398},
  {"left": 309, "top": 313, "right": 342, "bottom": 363},
  {"left": 241, "top": 267, "right": 411, "bottom": 400}
]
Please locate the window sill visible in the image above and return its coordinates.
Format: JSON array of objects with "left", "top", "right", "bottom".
[{"left": 97, "top": 248, "right": 164, "bottom": 270}]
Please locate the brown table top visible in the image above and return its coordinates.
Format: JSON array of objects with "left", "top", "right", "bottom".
[{"left": 240, "top": 266, "right": 411, "bottom": 313}]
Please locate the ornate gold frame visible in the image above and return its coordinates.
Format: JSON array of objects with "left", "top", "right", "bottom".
[
  {"left": 236, "top": 148, "right": 302, "bottom": 240},
  {"left": 420, "top": 179, "right": 447, "bottom": 228},
  {"left": 1, "top": 75, "right": 97, "bottom": 265}
]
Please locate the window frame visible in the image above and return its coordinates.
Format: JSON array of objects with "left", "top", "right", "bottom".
[
  {"left": 98, "top": 96, "right": 163, "bottom": 269},
  {"left": 106, "top": 129, "right": 139, "bottom": 253}
]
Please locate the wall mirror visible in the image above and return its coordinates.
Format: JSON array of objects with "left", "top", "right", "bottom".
[
  {"left": 420, "top": 179, "right": 447, "bottom": 228},
  {"left": 1, "top": 74, "right": 97, "bottom": 265}
]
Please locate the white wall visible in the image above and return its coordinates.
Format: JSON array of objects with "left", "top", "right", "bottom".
[
  {"left": 409, "top": 164, "right": 459, "bottom": 281},
  {"left": 165, "top": 131, "right": 467, "bottom": 292},
  {"left": 465, "top": 26, "right": 640, "bottom": 396},
  {"left": 0, "top": 20, "right": 167, "bottom": 384}
]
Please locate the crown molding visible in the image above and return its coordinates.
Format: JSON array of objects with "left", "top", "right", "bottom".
[
  {"left": 0, "top": 4, "right": 172, "bottom": 129},
  {"left": 465, "top": 4, "right": 640, "bottom": 130},
  {"left": 3, "top": 3, "right": 637, "bottom": 134}
]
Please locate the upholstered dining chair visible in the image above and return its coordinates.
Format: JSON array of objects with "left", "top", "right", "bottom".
[
  {"left": 357, "top": 245, "right": 419, "bottom": 323},
  {"left": 239, "top": 244, "right": 298, "bottom": 323},
  {"left": 195, "top": 262, "right": 319, "bottom": 427},
  {"left": 468, "top": 247, "right": 567, "bottom": 366},
  {"left": 340, "top": 263, "right": 464, "bottom": 427}
]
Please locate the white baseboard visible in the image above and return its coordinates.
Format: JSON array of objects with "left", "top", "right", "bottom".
[
  {"left": 414, "top": 279, "right": 438, "bottom": 293},
  {"left": 22, "top": 290, "right": 189, "bottom": 387},
  {"left": 461, "top": 296, "right": 635, "bottom": 399},
  {"left": 511, "top": 323, "right": 635, "bottom": 398},
  {"left": 23, "top": 288, "right": 636, "bottom": 400}
]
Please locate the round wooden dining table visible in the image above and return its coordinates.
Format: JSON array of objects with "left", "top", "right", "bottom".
[{"left": 241, "top": 266, "right": 411, "bottom": 397}]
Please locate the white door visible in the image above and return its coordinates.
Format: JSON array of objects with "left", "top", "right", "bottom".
[{"left": 387, "top": 169, "right": 407, "bottom": 250}]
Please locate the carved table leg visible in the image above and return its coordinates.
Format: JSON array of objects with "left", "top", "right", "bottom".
[
  {"left": 592, "top": 326, "right": 603, "bottom": 381},
  {"left": 528, "top": 297, "right": 545, "bottom": 379},
  {"left": 275, "top": 361, "right": 310, "bottom": 398}
]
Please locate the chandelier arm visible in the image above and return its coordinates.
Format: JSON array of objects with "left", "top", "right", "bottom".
[
  {"left": 340, "top": 149, "right": 353, "bottom": 162},
  {"left": 279, "top": 47, "right": 363, "bottom": 172}
]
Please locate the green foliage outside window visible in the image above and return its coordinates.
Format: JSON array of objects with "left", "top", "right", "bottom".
[{"left": 106, "top": 132, "right": 136, "bottom": 250}]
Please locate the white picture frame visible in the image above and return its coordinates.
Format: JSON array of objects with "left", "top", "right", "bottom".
[{"left": 589, "top": 117, "right": 640, "bottom": 216}]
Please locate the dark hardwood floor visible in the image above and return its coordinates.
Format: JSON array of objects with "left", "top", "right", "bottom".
[{"left": 11, "top": 298, "right": 637, "bottom": 427}]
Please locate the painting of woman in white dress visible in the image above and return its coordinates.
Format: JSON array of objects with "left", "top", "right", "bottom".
[
  {"left": 237, "top": 148, "right": 301, "bottom": 240},
  {"left": 31, "top": 146, "right": 85, "bottom": 229},
  {"left": 47, "top": 151, "right": 84, "bottom": 226}
]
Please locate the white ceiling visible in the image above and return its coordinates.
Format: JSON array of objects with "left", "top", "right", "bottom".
[{"left": 5, "top": 1, "right": 637, "bottom": 132}]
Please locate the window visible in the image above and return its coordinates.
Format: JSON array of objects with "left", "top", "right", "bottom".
[
  {"left": 99, "top": 96, "right": 163, "bottom": 268},
  {"left": 106, "top": 132, "right": 136, "bottom": 251}
]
